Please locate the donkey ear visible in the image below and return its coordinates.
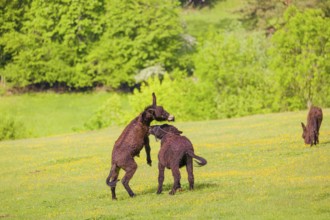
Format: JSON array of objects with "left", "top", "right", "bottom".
[
  {"left": 152, "top": 92, "right": 156, "bottom": 107},
  {"left": 301, "top": 122, "right": 306, "bottom": 130}
]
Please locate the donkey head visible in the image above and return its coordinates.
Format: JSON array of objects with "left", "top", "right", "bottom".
[
  {"left": 149, "top": 124, "right": 182, "bottom": 139},
  {"left": 301, "top": 122, "right": 311, "bottom": 144},
  {"left": 142, "top": 93, "right": 175, "bottom": 124}
]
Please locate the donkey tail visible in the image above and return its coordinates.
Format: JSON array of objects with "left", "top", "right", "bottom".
[
  {"left": 106, "top": 164, "right": 120, "bottom": 187},
  {"left": 186, "top": 150, "right": 207, "bottom": 166}
]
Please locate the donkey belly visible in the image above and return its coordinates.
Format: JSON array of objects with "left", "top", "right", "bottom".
[
  {"left": 159, "top": 147, "right": 173, "bottom": 169},
  {"left": 131, "top": 144, "right": 144, "bottom": 157}
]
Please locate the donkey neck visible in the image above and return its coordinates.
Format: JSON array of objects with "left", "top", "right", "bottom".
[
  {"left": 138, "top": 113, "right": 154, "bottom": 126},
  {"left": 139, "top": 105, "right": 156, "bottom": 126}
]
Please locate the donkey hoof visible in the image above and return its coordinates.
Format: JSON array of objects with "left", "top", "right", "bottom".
[{"left": 128, "top": 192, "right": 136, "bottom": 198}]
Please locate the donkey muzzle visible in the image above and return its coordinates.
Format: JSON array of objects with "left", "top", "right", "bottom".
[{"left": 167, "top": 115, "right": 175, "bottom": 122}]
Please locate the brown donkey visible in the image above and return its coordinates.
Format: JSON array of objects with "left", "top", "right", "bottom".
[
  {"left": 106, "top": 93, "right": 174, "bottom": 200},
  {"left": 149, "top": 124, "right": 207, "bottom": 195},
  {"left": 301, "top": 106, "right": 323, "bottom": 146}
]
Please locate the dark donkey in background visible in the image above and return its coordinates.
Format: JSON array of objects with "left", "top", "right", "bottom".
[
  {"left": 106, "top": 93, "right": 174, "bottom": 200},
  {"left": 301, "top": 106, "right": 323, "bottom": 146},
  {"left": 149, "top": 124, "right": 207, "bottom": 195}
]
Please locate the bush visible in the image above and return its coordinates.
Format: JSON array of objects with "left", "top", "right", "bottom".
[
  {"left": 85, "top": 0, "right": 184, "bottom": 89},
  {"left": 194, "top": 30, "right": 274, "bottom": 118},
  {"left": 129, "top": 71, "right": 217, "bottom": 122},
  {"left": 269, "top": 6, "right": 330, "bottom": 110},
  {"left": 1, "top": 0, "right": 185, "bottom": 90},
  {"left": 84, "top": 94, "right": 126, "bottom": 130},
  {"left": 84, "top": 70, "right": 218, "bottom": 130},
  {"left": 0, "top": 115, "right": 29, "bottom": 141}
]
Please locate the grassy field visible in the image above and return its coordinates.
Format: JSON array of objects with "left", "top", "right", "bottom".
[
  {"left": 181, "top": 0, "right": 246, "bottom": 37},
  {"left": 1, "top": 109, "right": 329, "bottom": 219},
  {"left": 0, "top": 92, "right": 117, "bottom": 137}
]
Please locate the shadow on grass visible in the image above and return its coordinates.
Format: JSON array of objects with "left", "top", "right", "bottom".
[
  {"left": 194, "top": 182, "right": 219, "bottom": 190},
  {"left": 98, "top": 182, "right": 219, "bottom": 201},
  {"left": 140, "top": 182, "right": 219, "bottom": 195},
  {"left": 317, "top": 140, "right": 330, "bottom": 147}
]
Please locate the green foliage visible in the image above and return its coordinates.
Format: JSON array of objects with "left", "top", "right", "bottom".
[
  {"left": 181, "top": 0, "right": 244, "bottom": 39},
  {"left": 240, "top": 0, "right": 327, "bottom": 30},
  {"left": 0, "top": 0, "right": 185, "bottom": 89},
  {"left": 240, "top": 0, "right": 287, "bottom": 30},
  {"left": 84, "top": 93, "right": 126, "bottom": 129},
  {"left": 1, "top": 0, "right": 105, "bottom": 88},
  {"left": 270, "top": 6, "right": 330, "bottom": 110},
  {"left": 86, "top": 0, "right": 184, "bottom": 88},
  {"left": 129, "top": 72, "right": 217, "bottom": 122},
  {"left": 0, "top": 0, "right": 30, "bottom": 35},
  {"left": 2, "top": 1, "right": 330, "bottom": 129},
  {"left": 0, "top": 115, "right": 29, "bottom": 141},
  {"left": 194, "top": 30, "right": 273, "bottom": 118},
  {"left": 0, "top": 0, "right": 31, "bottom": 72},
  {"left": 319, "top": 0, "right": 330, "bottom": 17},
  {"left": 179, "top": 0, "right": 221, "bottom": 8},
  {"left": 85, "top": 5, "right": 330, "bottom": 128}
]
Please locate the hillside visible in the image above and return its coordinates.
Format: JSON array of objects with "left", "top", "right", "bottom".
[
  {"left": 181, "top": 0, "right": 246, "bottom": 37},
  {"left": 1, "top": 110, "right": 329, "bottom": 219}
]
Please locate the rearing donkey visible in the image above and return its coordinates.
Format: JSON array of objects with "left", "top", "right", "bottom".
[{"left": 106, "top": 93, "right": 174, "bottom": 200}]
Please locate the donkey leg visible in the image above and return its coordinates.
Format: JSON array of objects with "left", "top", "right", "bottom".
[
  {"left": 106, "top": 165, "right": 120, "bottom": 200},
  {"left": 186, "top": 156, "right": 194, "bottom": 190},
  {"left": 157, "top": 163, "right": 165, "bottom": 194},
  {"left": 169, "top": 166, "right": 181, "bottom": 195},
  {"left": 316, "top": 119, "right": 321, "bottom": 144},
  {"left": 121, "top": 159, "right": 138, "bottom": 198},
  {"left": 106, "top": 165, "right": 120, "bottom": 187},
  {"left": 313, "top": 130, "right": 318, "bottom": 145},
  {"left": 144, "top": 136, "right": 152, "bottom": 166},
  {"left": 111, "top": 187, "right": 117, "bottom": 200}
]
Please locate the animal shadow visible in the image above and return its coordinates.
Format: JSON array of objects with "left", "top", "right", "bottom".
[
  {"left": 141, "top": 182, "right": 219, "bottom": 195},
  {"left": 318, "top": 140, "right": 330, "bottom": 146}
]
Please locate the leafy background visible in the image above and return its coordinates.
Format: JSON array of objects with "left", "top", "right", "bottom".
[
  {"left": 0, "top": 0, "right": 329, "bottom": 137},
  {"left": 0, "top": 1, "right": 329, "bottom": 219}
]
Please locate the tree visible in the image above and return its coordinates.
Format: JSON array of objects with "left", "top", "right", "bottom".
[
  {"left": 85, "top": 0, "right": 184, "bottom": 89},
  {"left": 0, "top": 0, "right": 184, "bottom": 89},
  {"left": 0, "top": 0, "right": 186, "bottom": 90},
  {"left": 240, "top": 0, "right": 326, "bottom": 30},
  {"left": 193, "top": 30, "right": 273, "bottom": 118},
  {"left": 0, "top": 0, "right": 32, "bottom": 84},
  {"left": 128, "top": 71, "right": 216, "bottom": 122},
  {"left": 270, "top": 6, "right": 330, "bottom": 110},
  {"left": 179, "top": 0, "right": 221, "bottom": 8},
  {"left": 1, "top": 0, "right": 106, "bottom": 89}
]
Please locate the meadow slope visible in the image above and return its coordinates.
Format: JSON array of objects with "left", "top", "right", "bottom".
[
  {"left": 0, "top": 92, "right": 116, "bottom": 137},
  {"left": 0, "top": 110, "right": 329, "bottom": 219}
]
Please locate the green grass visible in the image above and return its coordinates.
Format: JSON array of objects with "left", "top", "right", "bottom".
[
  {"left": 1, "top": 110, "right": 329, "bottom": 219},
  {"left": 0, "top": 92, "right": 117, "bottom": 137},
  {"left": 181, "top": 0, "right": 246, "bottom": 37}
]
